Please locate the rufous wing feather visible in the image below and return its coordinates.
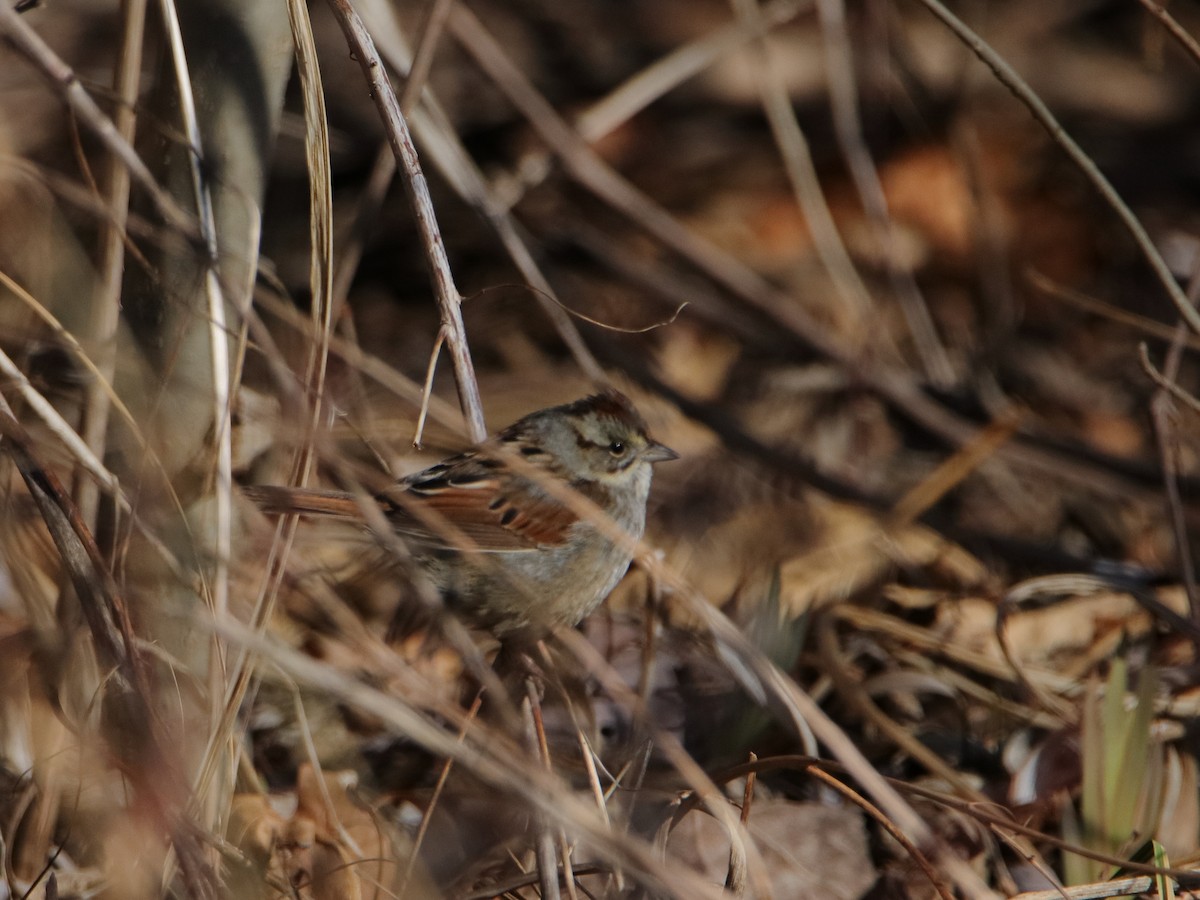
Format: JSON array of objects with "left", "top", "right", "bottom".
[
  {"left": 384, "top": 478, "right": 578, "bottom": 551},
  {"left": 244, "top": 480, "right": 580, "bottom": 552}
]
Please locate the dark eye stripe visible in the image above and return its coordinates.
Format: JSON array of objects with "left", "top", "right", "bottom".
[{"left": 499, "top": 508, "right": 519, "bottom": 526}]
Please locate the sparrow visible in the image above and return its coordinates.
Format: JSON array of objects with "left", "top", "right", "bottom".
[{"left": 244, "top": 391, "right": 677, "bottom": 638}]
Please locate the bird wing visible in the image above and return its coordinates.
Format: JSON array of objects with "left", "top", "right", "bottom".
[
  {"left": 390, "top": 457, "right": 578, "bottom": 551},
  {"left": 244, "top": 452, "right": 588, "bottom": 552}
]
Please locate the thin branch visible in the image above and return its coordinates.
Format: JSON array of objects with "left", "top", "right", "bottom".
[
  {"left": 1027, "top": 269, "right": 1200, "bottom": 352},
  {"left": 805, "top": 765, "right": 954, "bottom": 900},
  {"left": 913, "top": 0, "right": 1200, "bottom": 337},
  {"left": 76, "top": 0, "right": 146, "bottom": 529},
  {"left": 351, "top": 1, "right": 604, "bottom": 380},
  {"left": 328, "top": 0, "right": 454, "bottom": 330},
  {"left": 1141, "top": 253, "right": 1200, "bottom": 618},
  {"left": 495, "top": 0, "right": 812, "bottom": 208},
  {"left": 209, "top": 615, "right": 729, "bottom": 900},
  {"left": 399, "top": 0, "right": 454, "bottom": 115},
  {"left": 1140, "top": 343, "right": 1200, "bottom": 415},
  {"left": 524, "top": 676, "right": 562, "bottom": 900},
  {"left": 812, "top": 0, "right": 955, "bottom": 385},
  {"left": 414, "top": 329, "right": 446, "bottom": 447},
  {"left": 443, "top": 0, "right": 1179, "bottom": 513},
  {"left": 318, "top": 0, "right": 457, "bottom": 430},
  {"left": 324, "top": 0, "right": 487, "bottom": 443},
  {"left": 1135, "top": 0, "right": 1200, "bottom": 68},
  {"left": 729, "top": 0, "right": 877, "bottom": 332},
  {"left": 0, "top": 0, "right": 196, "bottom": 238}
]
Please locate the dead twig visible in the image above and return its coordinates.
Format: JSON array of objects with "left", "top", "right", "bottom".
[
  {"left": 447, "top": 0, "right": 1187, "bottom": 517},
  {"left": 913, "top": 0, "right": 1200, "bottom": 338},
  {"left": 75, "top": 0, "right": 146, "bottom": 529},
  {"left": 324, "top": 0, "right": 487, "bottom": 442},
  {"left": 0, "top": 0, "right": 196, "bottom": 238},
  {"left": 345, "top": 2, "right": 604, "bottom": 380},
  {"left": 524, "top": 675, "right": 562, "bottom": 900},
  {"left": 1135, "top": 0, "right": 1200, "bottom": 69},
  {"left": 812, "top": 0, "right": 955, "bottom": 385},
  {"left": 723, "top": 753, "right": 756, "bottom": 896},
  {"left": 1142, "top": 260, "right": 1200, "bottom": 621},
  {"left": 804, "top": 765, "right": 954, "bottom": 900},
  {"left": 0, "top": 397, "right": 217, "bottom": 898},
  {"left": 399, "top": 0, "right": 454, "bottom": 115}
]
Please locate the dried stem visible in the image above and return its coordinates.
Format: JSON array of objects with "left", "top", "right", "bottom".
[
  {"left": 446, "top": 0, "right": 1178, "bottom": 512},
  {"left": 913, "top": 0, "right": 1200, "bottom": 337},
  {"left": 1136, "top": 0, "right": 1200, "bottom": 68},
  {"left": 813, "top": 0, "right": 954, "bottom": 385},
  {"left": 350, "top": 3, "right": 603, "bottom": 380},
  {"left": 75, "top": 0, "right": 146, "bottom": 529},
  {"left": 524, "top": 676, "right": 562, "bottom": 900},
  {"left": 1144, "top": 261, "right": 1200, "bottom": 620},
  {"left": 399, "top": 0, "right": 454, "bottom": 115},
  {"left": 729, "top": 0, "right": 877, "bottom": 332},
  {"left": 210, "top": 616, "right": 729, "bottom": 899},
  {"left": 324, "top": 0, "right": 487, "bottom": 442},
  {"left": 0, "top": 0, "right": 196, "bottom": 237}
]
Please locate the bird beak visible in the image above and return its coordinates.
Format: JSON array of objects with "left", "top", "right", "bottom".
[{"left": 643, "top": 441, "right": 679, "bottom": 463}]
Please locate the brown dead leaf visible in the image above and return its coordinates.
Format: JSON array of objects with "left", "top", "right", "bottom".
[
  {"left": 294, "top": 764, "right": 401, "bottom": 900},
  {"left": 229, "top": 794, "right": 288, "bottom": 863},
  {"left": 227, "top": 795, "right": 290, "bottom": 899},
  {"left": 1081, "top": 410, "right": 1144, "bottom": 458},
  {"left": 878, "top": 144, "right": 980, "bottom": 264},
  {"left": 777, "top": 500, "right": 989, "bottom": 616},
  {"left": 655, "top": 322, "right": 741, "bottom": 401},
  {"left": 227, "top": 766, "right": 412, "bottom": 899},
  {"left": 937, "top": 588, "right": 1189, "bottom": 671},
  {"left": 1156, "top": 749, "right": 1199, "bottom": 860}
]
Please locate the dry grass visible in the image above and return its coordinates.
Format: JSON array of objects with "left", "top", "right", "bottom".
[{"left": 1, "top": 1, "right": 1199, "bottom": 898}]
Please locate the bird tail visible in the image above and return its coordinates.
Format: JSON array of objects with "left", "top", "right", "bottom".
[{"left": 242, "top": 485, "right": 367, "bottom": 519}]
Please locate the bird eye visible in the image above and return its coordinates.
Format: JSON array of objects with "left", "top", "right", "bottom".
[{"left": 608, "top": 440, "right": 626, "bottom": 456}]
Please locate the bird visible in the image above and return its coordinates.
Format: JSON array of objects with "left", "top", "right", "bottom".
[{"left": 243, "top": 390, "right": 677, "bottom": 638}]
